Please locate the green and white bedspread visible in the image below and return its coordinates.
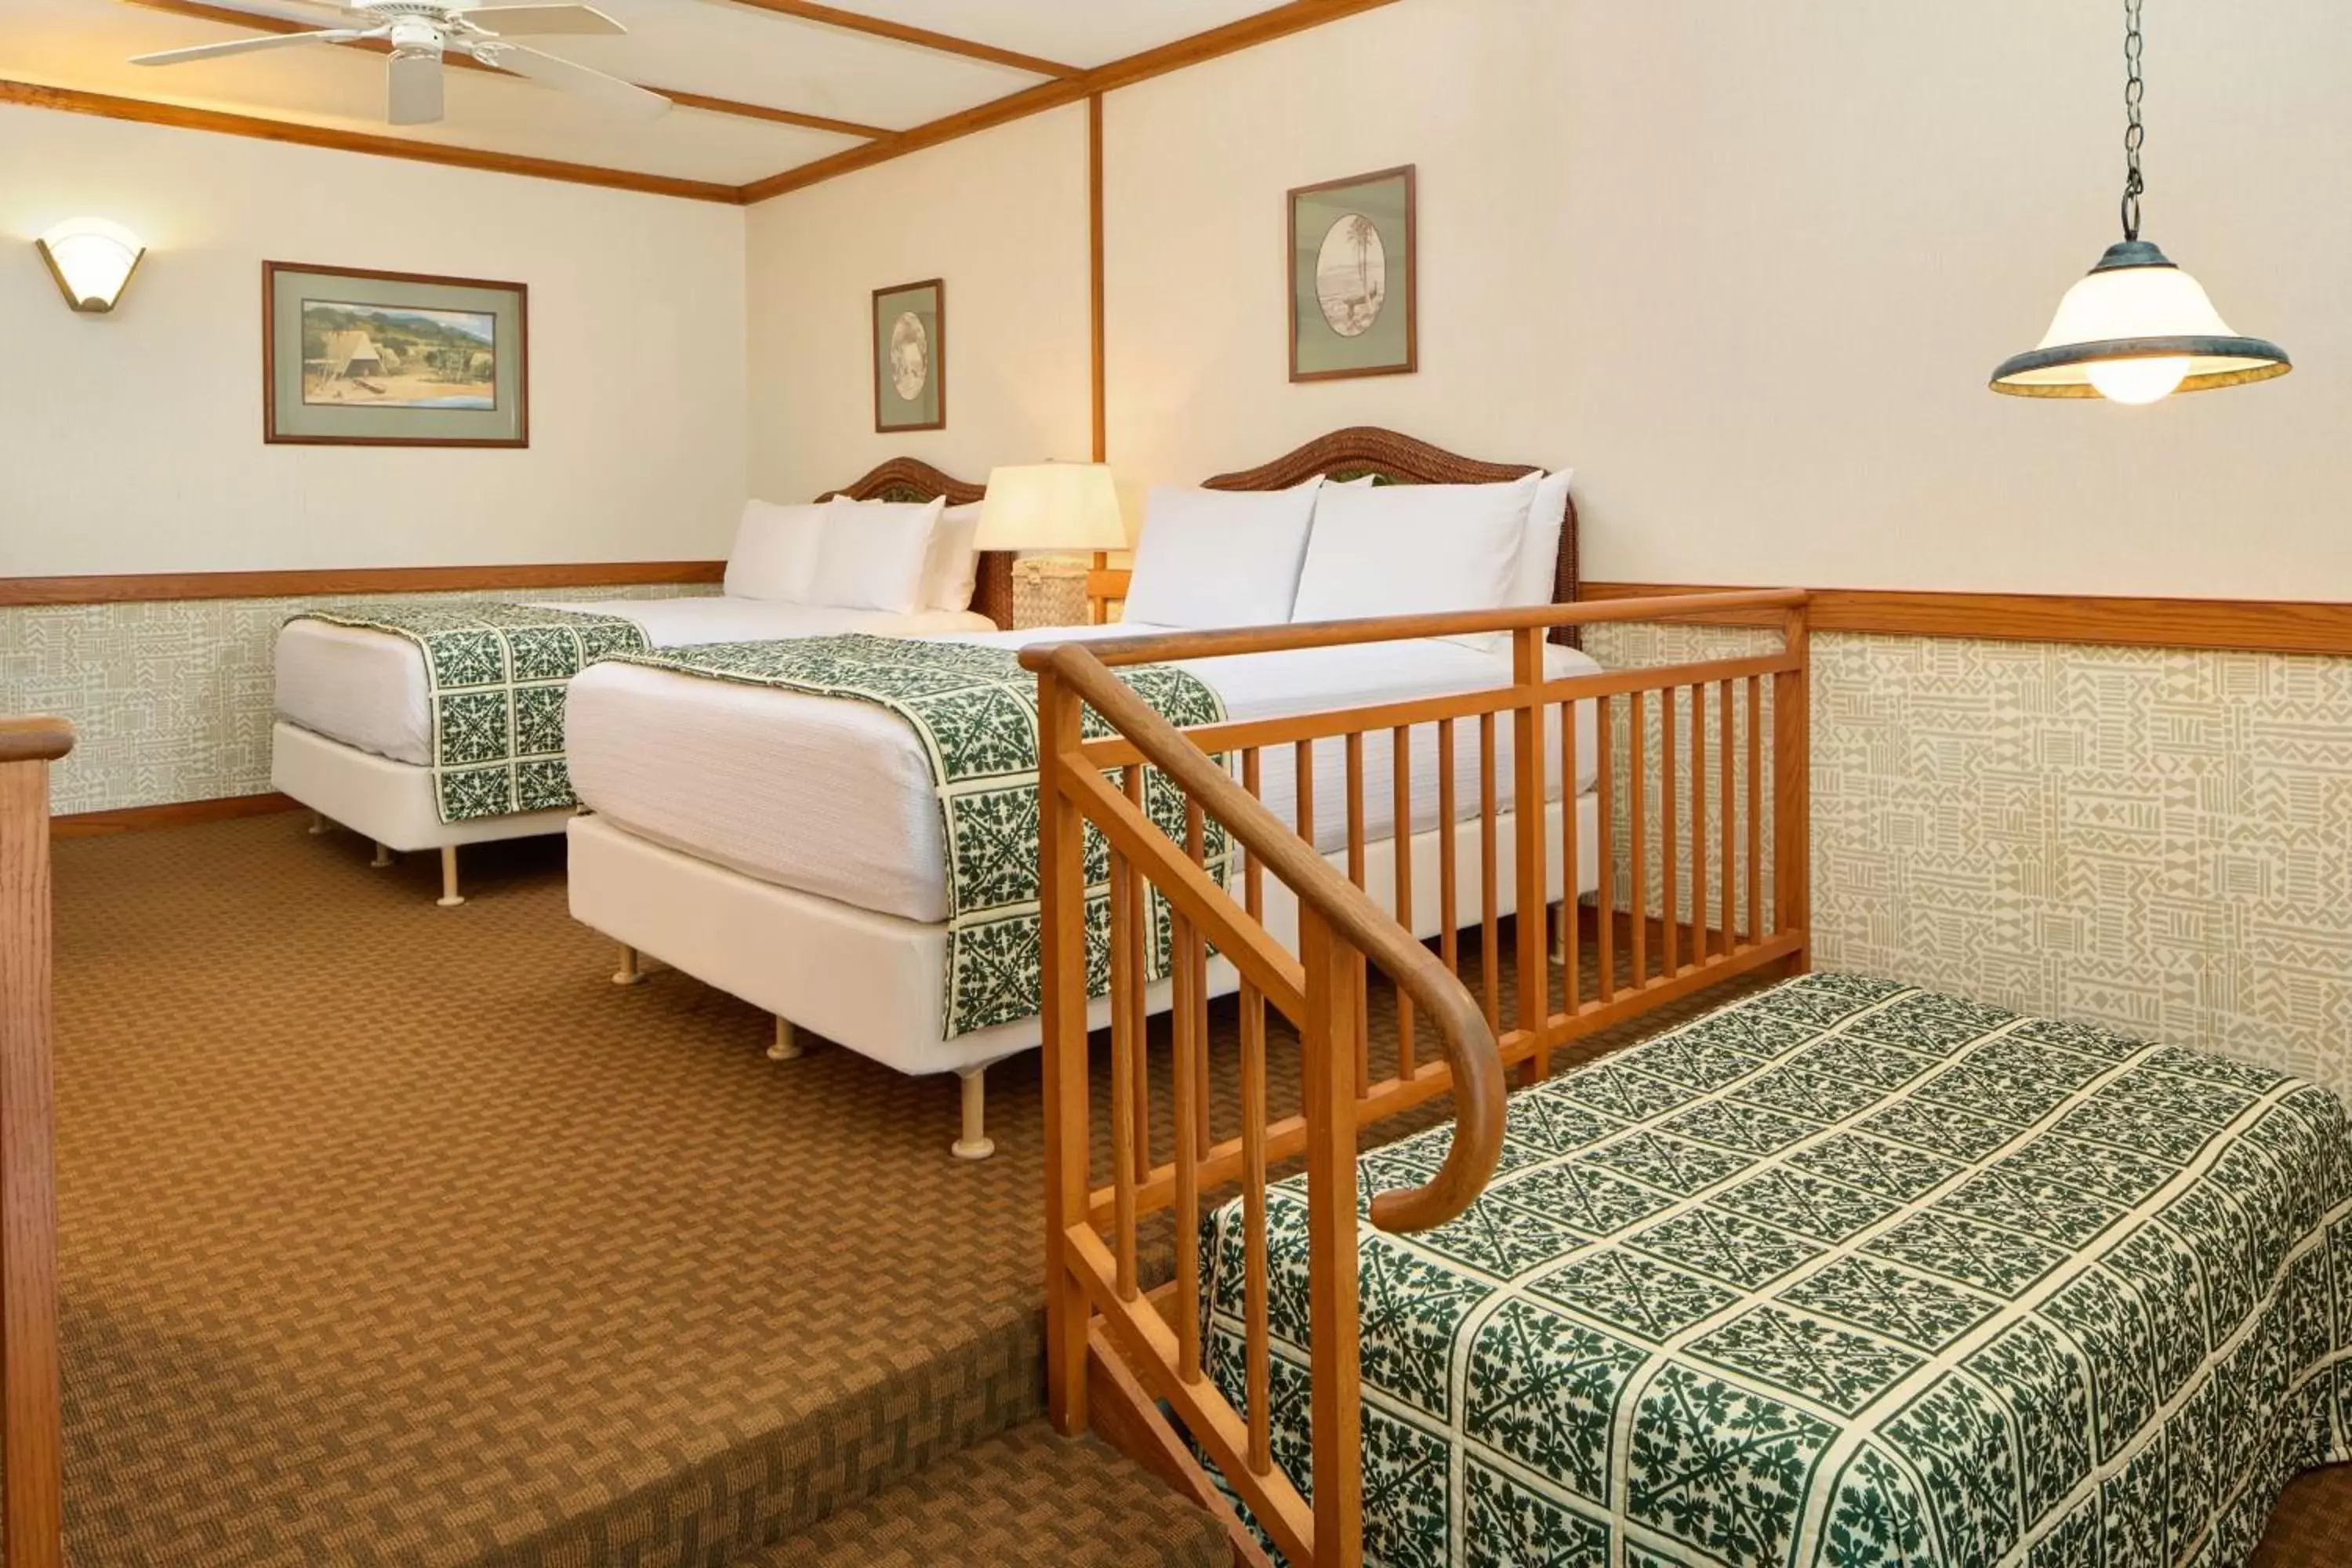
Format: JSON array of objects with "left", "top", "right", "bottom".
[
  {"left": 290, "top": 603, "right": 650, "bottom": 823},
  {"left": 597, "top": 633, "right": 1231, "bottom": 1038},
  {"left": 1201, "top": 973, "right": 2350, "bottom": 1567}
]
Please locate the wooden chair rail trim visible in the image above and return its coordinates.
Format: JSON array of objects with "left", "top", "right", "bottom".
[
  {"left": 1039, "top": 641, "right": 1506, "bottom": 1236},
  {"left": 1583, "top": 581, "right": 2352, "bottom": 658},
  {"left": 0, "top": 561, "right": 726, "bottom": 608}
]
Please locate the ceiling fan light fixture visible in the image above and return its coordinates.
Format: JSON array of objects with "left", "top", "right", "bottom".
[
  {"left": 1989, "top": 0, "right": 2289, "bottom": 403},
  {"left": 34, "top": 218, "right": 146, "bottom": 314}
]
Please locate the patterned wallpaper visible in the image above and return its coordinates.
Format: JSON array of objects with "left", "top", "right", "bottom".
[
  {"left": 0, "top": 585, "right": 714, "bottom": 818},
  {"left": 1586, "top": 622, "right": 2352, "bottom": 1099}
]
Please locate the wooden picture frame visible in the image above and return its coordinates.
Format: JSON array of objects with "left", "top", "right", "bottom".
[
  {"left": 872, "top": 278, "right": 946, "bottom": 433},
  {"left": 261, "top": 262, "right": 528, "bottom": 448},
  {"left": 1288, "top": 165, "right": 1417, "bottom": 383}
]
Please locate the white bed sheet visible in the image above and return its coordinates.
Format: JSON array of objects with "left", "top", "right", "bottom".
[
  {"left": 564, "top": 623, "right": 1603, "bottom": 926},
  {"left": 274, "top": 597, "right": 997, "bottom": 766}
]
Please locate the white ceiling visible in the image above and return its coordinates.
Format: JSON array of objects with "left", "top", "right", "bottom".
[{"left": 0, "top": 0, "right": 1294, "bottom": 188}]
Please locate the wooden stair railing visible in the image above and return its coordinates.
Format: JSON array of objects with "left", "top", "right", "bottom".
[
  {"left": 1028, "top": 593, "right": 1811, "bottom": 1568},
  {"left": 0, "top": 717, "right": 71, "bottom": 1568}
]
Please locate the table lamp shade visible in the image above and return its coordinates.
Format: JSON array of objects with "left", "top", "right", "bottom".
[{"left": 975, "top": 463, "right": 1126, "bottom": 553}]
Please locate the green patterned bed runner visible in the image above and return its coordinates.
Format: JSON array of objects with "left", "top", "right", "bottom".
[
  {"left": 599, "top": 633, "right": 1231, "bottom": 1039},
  {"left": 1202, "top": 972, "right": 2351, "bottom": 1567},
  {"left": 289, "top": 603, "right": 650, "bottom": 823}
]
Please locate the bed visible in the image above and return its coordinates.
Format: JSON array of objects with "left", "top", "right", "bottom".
[
  {"left": 270, "top": 459, "right": 1007, "bottom": 906},
  {"left": 1205, "top": 972, "right": 2352, "bottom": 1567},
  {"left": 564, "top": 428, "right": 1587, "bottom": 1158}
]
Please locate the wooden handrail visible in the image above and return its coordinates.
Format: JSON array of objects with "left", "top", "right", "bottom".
[
  {"left": 1033, "top": 644, "right": 1504, "bottom": 1233},
  {"left": 1044, "top": 589, "right": 1811, "bottom": 668},
  {"left": 0, "top": 714, "right": 70, "bottom": 1568}
]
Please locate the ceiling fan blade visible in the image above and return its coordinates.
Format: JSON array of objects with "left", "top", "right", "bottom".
[
  {"left": 132, "top": 27, "right": 368, "bottom": 66},
  {"left": 386, "top": 49, "right": 445, "bottom": 124},
  {"left": 463, "top": 5, "right": 626, "bottom": 37},
  {"left": 483, "top": 42, "right": 669, "bottom": 117}
]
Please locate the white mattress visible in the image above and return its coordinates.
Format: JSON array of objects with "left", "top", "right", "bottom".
[
  {"left": 274, "top": 597, "right": 997, "bottom": 766},
  {"left": 565, "top": 623, "right": 1605, "bottom": 926}
]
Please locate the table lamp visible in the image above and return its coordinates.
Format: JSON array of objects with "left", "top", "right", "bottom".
[{"left": 976, "top": 463, "right": 1126, "bottom": 627}]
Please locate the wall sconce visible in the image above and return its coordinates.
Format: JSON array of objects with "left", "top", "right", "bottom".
[{"left": 35, "top": 219, "right": 147, "bottom": 314}]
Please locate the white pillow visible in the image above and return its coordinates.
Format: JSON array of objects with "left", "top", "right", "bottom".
[
  {"left": 920, "top": 500, "right": 984, "bottom": 612},
  {"left": 1290, "top": 474, "right": 1540, "bottom": 629},
  {"left": 1120, "top": 485, "right": 1322, "bottom": 629},
  {"left": 1510, "top": 470, "right": 1575, "bottom": 607},
  {"left": 804, "top": 495, "right": 945, "bottom": 614},
  {"left": 724, "top": 500, "right": 829, "bottom": 602}
]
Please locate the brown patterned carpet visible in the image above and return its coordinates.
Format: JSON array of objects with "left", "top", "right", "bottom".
[{"left": 43, "top": 812, "right": 2352, "bottom": 1564}]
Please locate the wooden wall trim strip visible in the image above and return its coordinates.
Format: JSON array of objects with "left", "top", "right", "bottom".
[
  {"left": 1089, "top": 93, "right": 1107, "bottom": 465},
  {"left": 120, "top": 1, "right": 891, "bottom": 140},
  {"left": 0, "top": 561, "right": 724, "bottom": 608},
  {"left": 1583, "top": 582, "right": 2352, "bottom": 659},
  {"left": 0, "top": 80, "right": 746, "bottom": 205},
  {"left": 713, "top": 0, "right": 1078, "bottom": 78},
  {"left": 740, "top": 0, "right": 1403, "bottom": 202},
  {"left": 50, "top": 793, "right": 299, "bottom": 839}
]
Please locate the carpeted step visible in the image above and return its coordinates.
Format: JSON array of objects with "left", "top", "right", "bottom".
[{"left": 731, "top": 1419, "right": 1233, "bottom": 1568}]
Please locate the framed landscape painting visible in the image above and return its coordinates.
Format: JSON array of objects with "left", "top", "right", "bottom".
[
  {"left": 1289, "top": 165, "right": 1417, "bottom": 382},
  {"left": 873, "top": 278, "right": 946, "bottom": 433},
  {"left": 263, "top": 262, "right": 528, "bottom": 447}
]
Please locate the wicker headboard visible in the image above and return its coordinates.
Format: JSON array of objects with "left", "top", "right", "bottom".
[
  {"left": 816, "top": 457, "right": 1010, "bottom": 630},
  {"left": 1202, "top": 425, "right": 1580, "bottom": 646}
]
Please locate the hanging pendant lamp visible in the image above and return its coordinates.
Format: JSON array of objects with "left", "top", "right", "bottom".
[{"left": 1991, "top": 0, "right": 2289, "bottom": 402}]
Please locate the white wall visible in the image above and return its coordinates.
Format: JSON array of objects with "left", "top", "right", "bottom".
[
  {"left": 0, "top": 105, "right": 748, "bottom": 575},
  {"left": 743, "top": 103, "right": 1091, "bottom": 505},
  {"left": 1089, "top": 0, "right": 2349, "bottom": 598}
]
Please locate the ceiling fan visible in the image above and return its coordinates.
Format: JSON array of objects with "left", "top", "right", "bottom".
[{"left": 129, "top": 0, "right": 671, "bottom": 126}]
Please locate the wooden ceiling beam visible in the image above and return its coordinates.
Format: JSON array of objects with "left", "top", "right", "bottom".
[
  {"left": 713, "top": 0, "right": 1076, "bottom": 79},
  {"left": 0, "top": 78, "right": 745, "bottom": 202},
  {"left": 122, "top": 0, "right": 890, "bottom": 139},
  {"left": 739, "top": 0, "right": 1402, "bottom": 201}
]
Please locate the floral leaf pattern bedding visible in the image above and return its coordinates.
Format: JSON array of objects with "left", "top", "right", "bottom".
[
  {"left": 288, "top": 603, "right": 649, "bottom": 823},
  {"left": 598, "top": 633, "right": 1230, "bottom": 1038},
  {"left": 1201, "top": 972, "right": 2350, "bottom": 1566}
]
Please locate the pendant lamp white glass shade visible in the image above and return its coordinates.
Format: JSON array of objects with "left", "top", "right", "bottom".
[
  {"left": 975, "top": 463, "right": 1126, "bottom": 553},
  {"left": 34, "top": 218, "right": 146, "bottom": 314},
  {"left": 1991, "top": 241, "right": 2289, "bottom": 399}
]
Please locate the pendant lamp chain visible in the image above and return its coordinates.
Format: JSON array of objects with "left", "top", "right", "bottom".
[{"left": 2121, "top": 0, "right": 2146, "bottom": 240}]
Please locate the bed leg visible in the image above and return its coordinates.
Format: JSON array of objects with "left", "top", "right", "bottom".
[
  {"left": 1552, "top": 901, "right": 1568, "bottom": 966},
  {"left": 437, "top": 845, "right": 465, "bottom": 908},
  {"left": 612, "top": 944, "right": 644, "bottom": 986},
  {"left": 953, "top": 1067, "right": 994, "bottom": 1162},
  {"left": 371, "top": 841, "right": 394, "bottom": 869},
  {"left": 307, "top": 811, "right": 330, "bottom": 837},
  {"left": 768, "top": 1017, "right": 802, "bottom": 1061}
]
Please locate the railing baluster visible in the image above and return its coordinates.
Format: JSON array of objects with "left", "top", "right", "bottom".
[
  {"left": 1595, "top": 694, "right": 1615, "bottom": 1004},
  {"left": 1719, "top": 678, "right": 1736, "bottom": 953},
  {"left": 1437, "top": 718, "right": 1459, "bottom": 985},
  {"left": 1300, "top": 906, "right": 1365, "bottom": 1568},
  {"left": 1241, "top": 960, "right": 1272, "bottom": 1475},
  {"left": 1477, "top": 711, "right": 1500, "bottom": 1033},
  {"left": 1511, "top": 629, "right": 1550, "bottom": 1079},
  {"left": 1748, "top": 673, "right": 1764, "bottom": 943},
  {"left": 1123, "top": 764, "right": 1152, "bottom": 1174},
  {"left": 1774, "top": 609, "right": 1811, "bottom": 963},
  {"left": 1629, "top": 688, "right": 1648, "bottom": 988},
  {"left": 1391, "top": 725, "right": 1415, "bottom": 1080},
  {"left": 1187, "top": 799, "right": 1211, "bottom": 1160},
  {"left": 1345, "top": 732, "right": 1370, "bottom": 1098},
  {"left": 1171, "top": 884, "right": 1203, "bottom": 1385},
  {"left": 1690, "top": 683, "right": 1707, "bottom": 966},
  {"left": 1661, "top": 685, "right": 1679, "bottom": 978},
  {"left": 1560, "top": 695, "right": 1580, "bottom": 1012},
  {"left": 1109, "top": 774, "right": 1139, "bottom": 1301}
]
